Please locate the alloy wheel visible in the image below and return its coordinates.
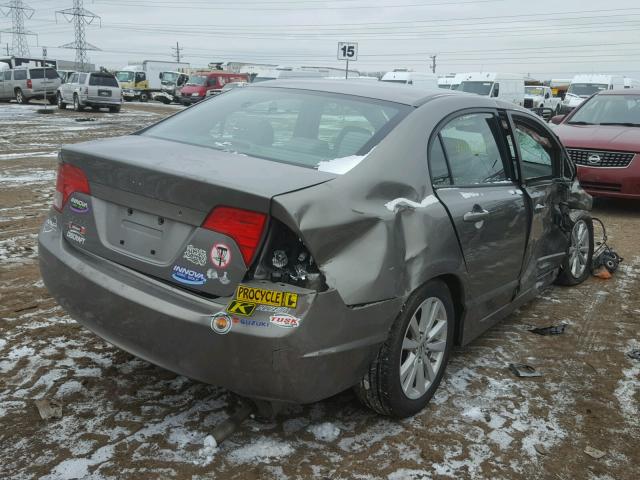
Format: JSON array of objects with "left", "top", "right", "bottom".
[
  {"left": 569, "top": 219, "right": 589, "bottom": 278},
  {"left": 399, "top": 297, "right": 448, "bottom": 400}
]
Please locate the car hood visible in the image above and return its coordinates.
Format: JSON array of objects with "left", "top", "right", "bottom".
[{"left": 554, "top": 124, "right": 640, "bottom": 152}]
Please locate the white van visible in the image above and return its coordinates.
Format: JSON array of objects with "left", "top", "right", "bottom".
[
  {"left": 380, "top": 71, "right": 438, "bottom": 89},
  {"left": 560, "top": 74, "right": 625, "bottom": 113},
  {"left": 438, "top": 73, "right": 466, "bottom": 90},
  {"left": 457, "top": 72, "right": 525, "bottom": 106}
]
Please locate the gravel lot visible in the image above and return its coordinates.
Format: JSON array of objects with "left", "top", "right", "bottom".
[{"left": 0, "top": 102, "right": 638, "bottom": 480}]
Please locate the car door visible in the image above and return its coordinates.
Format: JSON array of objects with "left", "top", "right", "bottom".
[
  {"left": 507, "top": 112, "right": 570, "bottom": 290},
  {"left": 430, "top": 110, "right": 529, "bottom": 321},
  {"left": 63, "top": 73, "right": 76, "bottom": 101},
  {"left": 0, "top": 70, "right": 6, "bottom": 99}
]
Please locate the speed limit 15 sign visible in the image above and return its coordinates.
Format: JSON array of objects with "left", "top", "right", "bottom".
[{"left": 337, "top": 42, "right": 358, "bottom": 61}]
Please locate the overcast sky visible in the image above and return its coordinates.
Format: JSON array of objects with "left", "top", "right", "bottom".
[{"left": 2, "top": 0, "right": 640, "bottom": 79}]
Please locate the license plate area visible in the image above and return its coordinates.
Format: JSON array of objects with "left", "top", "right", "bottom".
[{"left": 98, "top": 89, "right": 112, "bottom": 97}]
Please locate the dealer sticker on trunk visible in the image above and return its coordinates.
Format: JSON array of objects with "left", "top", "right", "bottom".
[{"left": 236, "top": 285, "right": 298, "bottom": 308}]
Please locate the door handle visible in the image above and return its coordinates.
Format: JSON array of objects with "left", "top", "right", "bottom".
[
  {"left": 534, "top": 203, "right": 546, "bottom": 212},
  {"left": 463, "top": 208, "right": 490, "bottom": 222}
]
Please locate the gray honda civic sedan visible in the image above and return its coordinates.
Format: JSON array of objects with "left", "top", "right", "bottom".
[{"left": 39, "top": 80, "right": 593, "bottom": 417}]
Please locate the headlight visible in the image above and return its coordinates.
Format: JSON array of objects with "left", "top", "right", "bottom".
[{"left": 191, "top": 92, "right": 200, "bottom": 97}]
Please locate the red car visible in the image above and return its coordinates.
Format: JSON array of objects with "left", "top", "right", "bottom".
[
  {"left": 180, "top": 71, "right": 249, "bottom": 105},
  {"left": 552, "top": 89, "right": 640, "bottom": 199}
]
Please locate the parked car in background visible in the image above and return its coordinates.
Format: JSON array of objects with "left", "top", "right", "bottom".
[
  {"left": 552, "top": 89, "right": 640, "bottom": 199},
  {"left": 57, "top": 70, "right": 76, "bottom": 84},
  {"left": 57, "top": 71, "right": 122, "bottom": 113},
  {"left": 39, "top": 80, "right": 593, "bottom": 418},
  {"left": 560, "top": 74, "right": 625, "bottom": 114},
  {"left": 458, "top": 72, "right": 525, "bottom": 106},
  {"left": 152, "top": 71, "right": 189, "bottom": 104},
  {"left": 524, "top": 85, "right": 561, "bottom": 113},
  {"left": 0, "top": 66, "right": 61, "bottom": 104},
  {"left": 380, "top": 70, "right": 438, "bottom": 89},
  {"left": 437, "top": 73, "right": 465, "bottom": 90},
  {"left": 179, "top": 71, "right": 250, "bottom": 105}
]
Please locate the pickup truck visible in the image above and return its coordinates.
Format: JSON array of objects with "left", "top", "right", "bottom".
[{"left": 524, "top": 86, "right": 561, "bottom": 114}]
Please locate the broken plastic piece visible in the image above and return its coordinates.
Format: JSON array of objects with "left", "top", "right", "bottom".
[
  {"left": 509, "top": 363, "right": 542, "bottom": 378},
  {"left": 75, "top": 117, "right": 96, "bottom": 122},
  {"left": 584, "top": 446, "right": 606, "bottom": 459},
  {"left": 593, "top": 266, "right": 612, "bottom": 280},
  {"left": 35, "top": 399, "right": 62, "bottom": 420},
  {"left": 530, "top": 324, "right": 567, "bottom": 336},
  {"left": 627, "top": 349, "right": 640, "bottom": 361},
  {"left": 209, "top": 400, "right": 254, "bottom": 446}
]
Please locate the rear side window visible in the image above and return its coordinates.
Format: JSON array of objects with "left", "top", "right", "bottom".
[
  {"left": 428, "top": 137, "right": 452, "bottom": 186},
  {"left": 439, "top": 113, "right": 508, "bottom": 185},
  {"left": 143, "top": 87, "right": 409, "bottom": 171},
  {"left": 14, "top": 70, "right": 27, "bottom": 80},
  {"left": 30, "top": 68, "right": 45, "bottom": 79},
  {"left": 89, "top": 74, "right": 118, "bottom": 87}
]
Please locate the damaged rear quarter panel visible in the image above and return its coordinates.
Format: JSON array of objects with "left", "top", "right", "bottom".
[{"left": 272, "top": 96, "right": 477, "bottom": 307}]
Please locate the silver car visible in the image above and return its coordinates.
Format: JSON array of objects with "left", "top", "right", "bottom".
[
  {"left": 0, "top": 66, "right": 61, "bottom": 104},
  {"left": 57, "top": 72, "right": 122, "bottom": 113},
  {"left": 39, "top": 80, "right": 593, "bottom": 417}
]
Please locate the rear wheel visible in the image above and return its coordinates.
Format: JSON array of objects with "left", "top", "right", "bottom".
[
  {"left": 57, "top": 93, "right": 67, "bottom": 110},
  {"left": 139, "top": 91, "right": 149, "bottom": 102},
  {"left": 15, "top": 89, "right": 27, "bottom": 104},
  {"left": 556, "top": 212, "right": 594, "bottom": 286},
  {"left": 73, "top": 95, "right": 84, "bottom": 112},
  {"left": 109, "top": 105, "right": 121, "bottom": 113},
  {"left": 355, "top": 280, "right": 454, "bottom": 417},
  {"left": 48, "top": 96, "right": 57, "bottom": 105}
]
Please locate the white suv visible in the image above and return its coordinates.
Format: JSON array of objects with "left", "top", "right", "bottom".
[
  {"left": 57, "top": 72, "right": 122, "bottom": 113},
  {"left": 0, "top": 67, "right": 61, "bottom": 104}
]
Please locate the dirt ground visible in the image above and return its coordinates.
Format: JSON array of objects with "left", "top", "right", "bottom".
[{"left": 0, "top": 102, "right": 638, "bottom": 480}]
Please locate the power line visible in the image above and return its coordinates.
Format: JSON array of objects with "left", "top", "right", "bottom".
[
  {"left": 56, "top": 0, "right": 101, "bottom": 72},
  {"left": 0, "top": 0, "right": 36, "bottom": 56}
]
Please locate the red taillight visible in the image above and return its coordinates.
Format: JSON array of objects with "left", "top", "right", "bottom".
[
  {"left": 53, "top": 163, "right": 90, "bottom": 212},
  {"left": 26, "top": 79, "right": 32, "bottom": 89},
  {"left": 202, "top": 206, "right": 267, "bottom": 266}
]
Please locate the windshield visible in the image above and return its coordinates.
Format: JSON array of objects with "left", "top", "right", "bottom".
[
  {"left": 161, "top": 72, "right": 179, "bottom": 84},
  {"left": 567, "top": 83, "right": 608, "bottom": 97},
  {"left": 459, "top": 81, "right": 493, "bottom": 96},
  {"left": 186, "top": 75, "right": 207, "bottom": 86},
  {"left": 116, "top": 71, "right": 134, "bottom": 83},
  {"left": 143, "top": 87, "right": 410, "bottom": 170},
  {"left": 525, "top": 87, "right": 545, "bottom": 96},
  {"left": 569, "top": 94, "right": 640, "bottom": 125}
]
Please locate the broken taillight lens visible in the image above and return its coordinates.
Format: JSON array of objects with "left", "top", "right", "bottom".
[
  {"left": 26, "top": 79, "right": 32, "bottom": 89},
  {"left": 53, "top": 163, "right": 91, "bottom": 212},
  {"left": 202, "top": 206, "right": 267, "bottom": 266}
]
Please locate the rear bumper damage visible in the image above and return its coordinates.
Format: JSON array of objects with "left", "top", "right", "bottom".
[{"left": 38, "top": 219, "right": 400, "bottom": 403}]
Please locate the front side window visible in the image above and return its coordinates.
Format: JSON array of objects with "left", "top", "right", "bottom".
[
  {"left": 69, "top": 73, "right": 79, "bottom": 84},
  {"left": 512, "top": 116, "right": 555, "bottom": 180},
  {"left": 78, "top": 73, "right": 87, "bottom": 84},
  {"left": 439, "top": 113, "right": 508, "bottom": 185},
  {"left": 143, "top": 87, "right": 409, "bottom": 170}
]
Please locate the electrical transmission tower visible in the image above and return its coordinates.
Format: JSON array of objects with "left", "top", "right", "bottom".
[
  {"left": 56, "top": 0, "right": 101, "bottom": 72},
  {"left": 172, "top": 42, "right": 182, "bottom": 62},
  {"left": 0, "top": 0, "right": 36, "bottom": 57}
]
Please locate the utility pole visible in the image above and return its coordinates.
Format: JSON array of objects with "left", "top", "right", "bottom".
[
  {"left": 172, "top": 41, "right": 182, "bottom": 62},
  {"left": 0, "top": 0, "right": 36, "bottom": 57},
  {"left": 429, "top": 55, "right": 437, "bottom": 74},
  {"left": 56, "top": 0, "right": 101, "bottom": 72}
]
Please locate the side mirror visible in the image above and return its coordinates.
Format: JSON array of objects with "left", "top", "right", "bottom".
[
  {"left": 545, "top": 93, "right": 550, "bottom": 99},
  {"left": 551, "top": 115, "right": 566, "bottom": 125},
  {"left": 159, "top": 72, "right": 163, "bottom": 79}
]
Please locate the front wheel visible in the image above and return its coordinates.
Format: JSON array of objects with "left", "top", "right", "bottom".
[
  {"left": 73, "top": 95, "right": 84, "bottom": 112},
  {"left": 355, "top": 280, "right": 454, "bottom": 417},
  {"left": 556, "top": 212, "right": 594, "bottom": 286}
]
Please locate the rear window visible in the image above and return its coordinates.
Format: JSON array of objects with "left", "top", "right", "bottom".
[
  {"left": 89, "top": 74, "right": 119, "bottom": 87},
  {"left": 142, "top": 87, "right": 410, "bottom": 171}
]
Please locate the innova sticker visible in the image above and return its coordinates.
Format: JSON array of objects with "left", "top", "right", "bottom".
[{"left": 171, "top": 265, "right": 207, "bottom": 285}]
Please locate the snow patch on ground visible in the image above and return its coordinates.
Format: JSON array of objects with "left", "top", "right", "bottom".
[
  {"left": 227, "top": 437, "right": 294, "bottom": 464},
  {"left": 307, "top": 422, "right": 341, "bottom": 442}
]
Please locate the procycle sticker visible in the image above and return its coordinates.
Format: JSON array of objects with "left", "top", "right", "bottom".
[{"left": 235, "top": 285, "right": 298, "bottom": 308}]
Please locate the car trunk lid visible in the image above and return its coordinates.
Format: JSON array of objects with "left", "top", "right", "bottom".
[{"left": 58, "top": 135, "right": 336, "bottom": 297}]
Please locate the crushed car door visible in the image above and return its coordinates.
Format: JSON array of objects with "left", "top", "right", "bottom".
[
  {"left": 507, "top": 113, "right": 570, "bottom": 291},
  {"left": 430, "top": 110, "right": 529, "bottom": 322}
]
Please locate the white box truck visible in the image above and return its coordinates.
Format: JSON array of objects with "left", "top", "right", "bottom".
[
  {"left": 115, "top": 60, "right": 190, "bottom": 102},
  {"left": 380, "top": 71, "right": 438, "bottom": 89},
  {"left": 560, "top": 74, "right": 624, "bottom": 113},
  {"left": 458, "top": 72, "right": 525, "bottom": 106}
]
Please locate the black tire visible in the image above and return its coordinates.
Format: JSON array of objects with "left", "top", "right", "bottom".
[
  {"left": 139, "top": 91, "right": 149, "bottom": 102},
  {"left": 73, "top": 95, "right": 84, "bottom": 112},
  {"left": 15, "top": 89, "right": 27, "bottom": 104},
  {"left": 556, "top": 212, "right": 594, "bottom": 286},
  {"left": 48, "top": 96, "right": 57, "bottom": 105},
  {"left": 355, "top": 279, "right": 455, "bottom": 417},
  {"left": 91, "top": 106, "right": 100, "bottom": 111},
  {"left": 57, "top": 93, "right": 67, "bottom": 110},
  {"left": 109, "top": 105, "right": 121, "bottom": 113}
]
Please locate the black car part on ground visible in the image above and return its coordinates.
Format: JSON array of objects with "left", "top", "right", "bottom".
[
  {"left": 530, "top": 323, "right": 567, "bottom": 335},
  {"left": 591, "top": 217, "right": 623, "bottom": 274}
]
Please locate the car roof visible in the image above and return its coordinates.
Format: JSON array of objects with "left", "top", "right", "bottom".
[
  {"left": 598, "top": 89, "right": 640, "bottom": 95},
  {"left": 249, "top": 79, "right": 466, "bottom": 106}
]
